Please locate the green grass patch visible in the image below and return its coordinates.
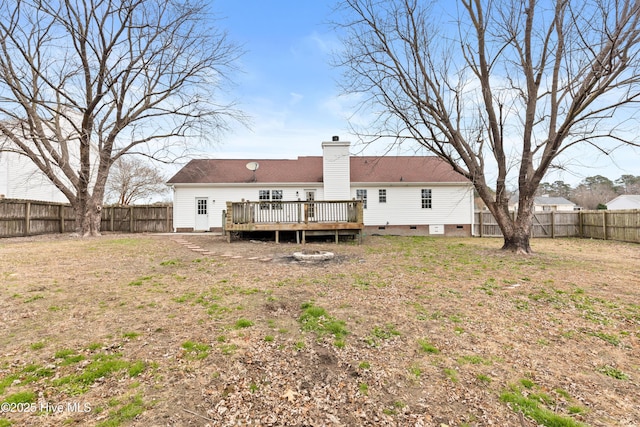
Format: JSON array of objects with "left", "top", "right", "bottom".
[
  {"left": 365, "top": 324, "right": 401, "bottom": 346},
  {"left": 476, "top": 374, "right": 492, "bottom": 384},
  {"left": 220, "top": 344, "right": 238, "bottom": 355},
  {"left": 0, "top": 418, "right": 11, "bottom": 427},
  {"left": 181, "top": 341, "right": 210, "bottom": 360},
  {"left": 29, "top": 342, "right": 45, "bottom": 351},
  {"left": 299, "top": 302, "right": 348, "bottom": 346},
  {"left": 95, "top": 394, "right": 145, "bottom": 427},
  {"left": 417, "top": 338, "right": 439, "bottom": 354},
  {"left": 458, "top": 355, "right": 492, "bottom": 365},
  {"left": 127, "top": 276, "right": 152, "bottom": 286},
  {"left": 21, "top": 364, "right": 55, "bottom": 382},
  {"left": 86, "top": 342, "right": 104, "bottom": 351},
  {"left": 1, "top": 391, "right": 36, "bottom": 404},
  {"left": 52, "top": 353, "right": 146, "bottom": 395},
  {"left": 234, "top": 318, "right": 254, "bottom": 329},
  {"left": 408, "top": 363, "right": 422, "bottom": 378},
  {"left": 358, "top": 382, "right": 369, "bottom": 395},
  {"left": 23, "top": 295, "right": 44, "bottom": 303},
  {"left": 597, "top": 365, "right": 628, "bottom": 380},
  {"left": 587, "top": 331, "right": 620, "bottom": 346},
  {"left": 500, "top": 380, "right": 587, "bottom": 427},
  {"left": 54, "top": 349, "right": 86, "bottom": 366},
  {"left": 0, "top": 374, "right": 19, "bottom": 394},
  {"left": 443, "top": 368, "right": 458, "bottom": 382},
  {"left": 172, "top": 292, "right": 195, "bottom": 303}
]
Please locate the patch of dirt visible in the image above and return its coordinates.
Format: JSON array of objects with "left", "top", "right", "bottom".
[{"left": 0, "top": 233, "right": 639, "bottom": 426}]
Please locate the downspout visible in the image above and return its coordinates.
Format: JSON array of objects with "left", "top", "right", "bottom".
[{"left": 168, "top": 184, "right": 176, "bottom": 233}]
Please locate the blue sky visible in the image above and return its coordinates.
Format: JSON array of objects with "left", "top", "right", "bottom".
[
  {"left": 194, "top": 0, "right": 639, "bottom": 187},
  {"left": 209, "top": 0, "right": 352, "bottom": 159}
]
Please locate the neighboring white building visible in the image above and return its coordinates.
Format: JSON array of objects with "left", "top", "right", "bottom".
[
  {"left": 606, "top": 195, "right": 640, "bottom": 210},
  {"left": 167, "top": 138, "right": 475, "bottom": 236},
  {"left": 511, "top": 195, "right": 577, "bottom": 212},
  {"left": 0, "top": 151, "right": 67, "bottom": 203}
]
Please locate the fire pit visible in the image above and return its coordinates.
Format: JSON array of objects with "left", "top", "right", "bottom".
[{"left": 292, "top": 250, "right": 335, "bottom": 262}]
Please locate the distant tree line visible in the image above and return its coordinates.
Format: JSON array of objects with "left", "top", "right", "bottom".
[{"left": 537, "top": 175, "right": 640, "bottom": 210}]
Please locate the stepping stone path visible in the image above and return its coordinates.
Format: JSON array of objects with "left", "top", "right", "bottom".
[{"left": 172, "top": 238, "right": 273, "bottom": 262}]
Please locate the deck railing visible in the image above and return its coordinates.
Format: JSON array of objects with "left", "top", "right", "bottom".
[{"left": 228, "top": 200, "right": 363, "bottom": 225}]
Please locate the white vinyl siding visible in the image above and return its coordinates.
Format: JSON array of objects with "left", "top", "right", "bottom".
[
  {"left": 171, "top": 185, "right": 325, "bottom": 230},
  {"left": 322, "top": 141, "right": 351, "bottom": 199},
  {"left": 352, "top": 185, "right": 473, "bottom": 226},
  {"left": 172, "top": 183, "right": 473, "bottom": 231},
  {"left": 0, "top": 152, "right": 68, "bottom": 203}
]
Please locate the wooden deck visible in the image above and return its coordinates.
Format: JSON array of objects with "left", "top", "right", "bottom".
[{"left": 224, "top": 200, "right": 364, "bottom": 243}]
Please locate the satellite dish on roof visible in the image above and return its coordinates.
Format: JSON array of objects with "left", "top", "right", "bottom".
[{"left": 246, "top": 161, "right": 259, "bottom": 171}]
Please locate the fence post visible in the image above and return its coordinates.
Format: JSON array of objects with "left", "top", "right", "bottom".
[
  {"left": 166, "top": 206, "right": 171, "bottom": 232},
  {"left": 602, "top": 211, "right": 607, "bottom": 241},
  {"left": 59, "top": 204, "right": 65, "bottom": 233},
  {"left": 579, "top": 211, "right": 583, "bottom": 238},
  {"left": 551, "top": 212, "right": 555, "bottom": 238},
  {"left": 479, "top": 211, "right": 484, "bottom": 237},
  {"left": 24, "top": 201, "right": 31, "bottom": 236},
  {"left": 129, "top": 206, "right": 134, "bottom": 233}
]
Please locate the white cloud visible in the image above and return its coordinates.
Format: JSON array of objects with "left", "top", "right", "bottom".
[{"left": 289, "top": 92, "right": 304, "bottom": 105}]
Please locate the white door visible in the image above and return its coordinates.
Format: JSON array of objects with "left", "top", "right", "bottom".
[
  {"left": 305, "top": 190, "right": 316, "bottom": 220},
  {"left": 195, "top": 198, "right": 209, "bottom": 231}
]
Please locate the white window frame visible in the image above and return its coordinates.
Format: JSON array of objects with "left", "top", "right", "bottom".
[
  {"left": 357, "top": 189, "right": 368, "bottom": 209},
  {"left": 421, "top": 189, "right": 432, "bottom": 209}
]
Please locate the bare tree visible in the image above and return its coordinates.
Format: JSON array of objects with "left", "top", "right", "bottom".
[
  {"left": 335, "top": 0, "right": 640, "bottom": 253},
  {"left": 615, "top": 174, "right": 640, "bottom": 194},
  {"left": 0, "top": 0, "right": 242, "bottom": 236},
  {"left": 105, "top": 157, "right": 168, "bottom": 205},
  {"left": 572, "top": 175, "right": 617, "bottom": 209}
]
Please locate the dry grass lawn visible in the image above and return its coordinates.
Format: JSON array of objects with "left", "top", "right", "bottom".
[{"left": 0, "top": 233, "right": 639, "bottom": 426}]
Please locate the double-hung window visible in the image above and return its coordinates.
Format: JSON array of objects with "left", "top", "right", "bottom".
[
  {"left": 379, "top": 189, "right": 387, "bottom": 203},
  {"left": 259, "top": 190, "right": 271, "bottom": 210},
  {"left": 421, "top": 189, "right": 432, "bottom": 209},
  {"left": 271, "top": 190, "right": 283, "bottom": 209},
  {"left": 259, "top": 190, "right": 283, "bottom": 210}
]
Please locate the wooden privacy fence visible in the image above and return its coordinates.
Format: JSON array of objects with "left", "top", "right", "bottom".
[
  {"left": 475, "top": 210, "right": 640, "bottom": 244},
  {"left": 0, "top": 198, "right": 172, "bottom": 237}
]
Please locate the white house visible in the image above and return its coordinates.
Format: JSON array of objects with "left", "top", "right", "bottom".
[
  {"left": 167, "top": 138, "right": 475, "bottom": 236},
  {"left": 510, "top": 195, "right": 577, "bottom": 212},
  {"left": 0, "top": 151, "right": 68, "bottom": 203},
  {"left": 606, "top": 195, "right": 640, "bottom": 210}
]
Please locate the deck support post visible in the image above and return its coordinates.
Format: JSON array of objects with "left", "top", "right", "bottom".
[{"left": 275, "top": 230, "right": 279, "bottom": 243}]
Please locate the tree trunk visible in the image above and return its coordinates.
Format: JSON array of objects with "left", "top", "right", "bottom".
[
  {"left": 501, "top": 228, "right": 532, "bottom": 254},
  {"left": 73, "top": 198, "right": 103, "bottom": 237},
  {"left": 492, "top": 198, "right": 535, "bottom": 255}
]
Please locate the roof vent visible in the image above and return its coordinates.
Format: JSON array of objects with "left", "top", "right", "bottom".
[{"left": 332, "top": 135, "right": 339, "bottom": 141}]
